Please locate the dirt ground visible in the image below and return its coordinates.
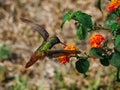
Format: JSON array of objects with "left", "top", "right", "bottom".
[{"left": 0, "top": 0, "right": 119, "bottom": 90}]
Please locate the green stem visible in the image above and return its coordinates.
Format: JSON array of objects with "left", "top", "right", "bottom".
[
  {"left": 74, "top": 54, "right": 80, "bottom": 59},
  {"left": 73, "top": 54, "right": 88, "bottom": 60},
  {"left": 88, "top": 25, "right": 109, "bottom": 32},
  {"left": 116, "top": 67, "right": 120, "bottom": 82},
  {"left": 83, "top": 73, "right": 87, "bottom": 78}
]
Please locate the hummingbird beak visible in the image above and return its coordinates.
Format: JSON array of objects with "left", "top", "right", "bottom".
[{"left": 60, "top": 42, "right": 66, "bottom": 46}]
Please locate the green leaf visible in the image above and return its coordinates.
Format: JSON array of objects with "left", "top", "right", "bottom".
[
  {"left": 100, "top": 58, "right": 109, "bottom": 66},
  {"left": 96, "top": 0, "right": 102, "bottom": 13},
  {"left": 61, "top": 10, "right": 73, "bottom": 28},
  {"left": 76, "top": 24, "right": 87, "bottom": 40},
  {"left": 104, "top": 13, "right": 117, "bottom": 27},
  {"left": 99, "top": 52, "right": 113, "bottom": 66},
  {"left": 115, "top": 35, "right": 120, "bottom": 52},
  {"left": 110, "top": 51, "right": 120, "bottom": 68},
  {"left": 89, "top": 48, "right": 103, "bottom": 59},
  {"left": 72, "top": 11, "right": 92, "bottom": 29},
  {"left": 0, "top": 44, "right": 10, "bottom": 59},
  {"left": 75, "top": 59, "right": 90, "bottom": 73},
  {"left": 110, "top": 22, "right": 118, "bottom": 33}
]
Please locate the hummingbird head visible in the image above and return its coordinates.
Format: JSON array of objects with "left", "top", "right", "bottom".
[
  {"left": 48, "top": 36, "right": 61, "bottom": 49},
  {"left": 50, "top": 36, "right": 61, "bottom": 44}
]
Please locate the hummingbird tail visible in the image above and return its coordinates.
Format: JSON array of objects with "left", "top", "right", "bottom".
[
  {"left": 25, "top": 59, "right": 38, "bottom": 68},
  {"left": 25, "top": 52, "right": 44, "bottom": 68}
]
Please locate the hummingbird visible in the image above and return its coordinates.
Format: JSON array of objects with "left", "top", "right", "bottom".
[{"left": 21, "top": 18, "right": 81, "bottom": 68}]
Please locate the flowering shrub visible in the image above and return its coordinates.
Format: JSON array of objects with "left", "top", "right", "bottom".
[{"left": 60, "top": 0, "right": 120, "bottom": 81}]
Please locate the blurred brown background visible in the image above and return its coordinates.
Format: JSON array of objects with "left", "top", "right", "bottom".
[{"left": 0, "top": 0, "right": 119, "bottom": 90}]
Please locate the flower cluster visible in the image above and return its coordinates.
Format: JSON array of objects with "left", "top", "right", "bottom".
[
  {"left": 108, "top": 0, "right": 120, "bottom": 12},
  {"left": 90, "top": 34, "right": 105, "bottom": 48},
  {"left": 58, "top": 44, "right": 77, "bottom": 64},
  {"left": 58, "top": 0, "right": 120, "bottom": 80}
]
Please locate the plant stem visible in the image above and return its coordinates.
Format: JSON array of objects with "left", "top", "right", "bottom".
[
  {"left": 88, "top": 25, "right": 109, "bottom": 32},
  {"left": 116, "top": 67, "right": 120, "bottom": 82},
  {"left": 84, "top": 73, "right": 87, "bottom": 78}
]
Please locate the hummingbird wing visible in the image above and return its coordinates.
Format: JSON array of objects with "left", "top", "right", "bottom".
[
  {"left": 21, "top": 18, "right": 49, "bottom": 41},
  {"left": 44, "top": 50, "right": 81, "bottom": 58}
]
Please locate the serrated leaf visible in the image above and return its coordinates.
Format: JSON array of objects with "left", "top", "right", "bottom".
[
  {"left": 89, "top": 48, "right": 103, "bottom": 59},
  {"left": 110, "top": 51, "right": 120, "bottom": 68},
  {"left": 115, "top": 35, "right": 120, "bottom": 52},
  {"left": 76, "top": 24, "right": 87, "bottom": 40},
  {"left": 104, "top": 13, "right": 117, "bottom": 27},
  {"left": 96, "top": 0, "right": 102, "bottom": 13},
  {"left": 110, "top": 22, "right": 118, "bottom": 33},
  {"left": 72, "top": 11, "right": 92, "bottom": 29},
  {"left": 75, "top": 59, "right": 90, "bottom": 73},
  {"left": 61, "top": 10, "right": 73, "bottom": 28}
]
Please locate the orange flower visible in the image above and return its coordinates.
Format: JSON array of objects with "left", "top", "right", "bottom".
[
  {"left": 90, "top": 34, "right": 104, "bottom": 48},
  {"left": 58, "top": 44, "right": 77, "bottom": 64},
  {"left": 58, "top": 56, "right": 69, "bottom": 64},
  {"left": 64, "top": 44, "right": 77, "bottom": 50},
  {"left": 64, "top": 43, "right": 77, "bottom": 56},
  {"left": 108, "top": 0, "right": 120, "bottom": 12}
]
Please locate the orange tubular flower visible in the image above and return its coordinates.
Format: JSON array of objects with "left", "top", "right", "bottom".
[
  {"left": 58, "top": 44, "right": 77, "bottom": 64},
  {"left": 58, "top": 56, "right": 69, "bottom": 64},
  {"left": 90, "top": 34, "right": 105, "bottom": 48},
  {"left": 108, "top": 0, "right": 120, "bottom": 12}
]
